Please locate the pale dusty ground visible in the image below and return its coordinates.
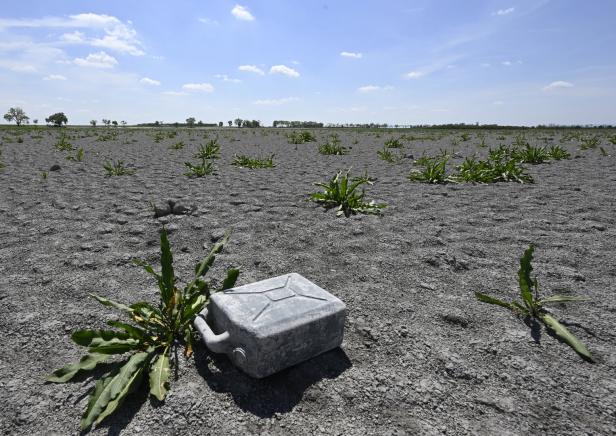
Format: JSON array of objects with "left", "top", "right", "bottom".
[{"left": 0, "top": 127, "right": 615, "bottom": 435}]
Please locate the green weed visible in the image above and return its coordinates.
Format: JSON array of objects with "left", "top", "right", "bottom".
[
  {"left": 384, "top": 137, "right": 404, "bottom": 148},
  {"left": 408, "top": 155, "right": 449, "bottom": 184},
  {"left": 66, "top": 147, "right": 85, "bottom": 162},
  {"left": 287, "top": 131, "right": 316, "bottom": 144},
  {"left": 47, "top": 229, "right": 239, "bottom": 431},
  {"left": 547, "top": 145, "right": 571, "bottom": 160},
  {"left": 475, "top": 244, "right": 592, "bottom": 361},
  {"left": 169, "top": 141, "right": 185, "bottom": 150},
  {"left": 580, "top": 135, "right": 600, "bottom": 150},
  {"left": 318, "top": 141, "right": 348, "bottom": 155},
  {"left": 232, "top": 154, "right": 275, "bottom": 169},
  {"left": 194, "top": 138, "right": 220, "bottom": 159},
  {"left": 54, "top": 135, "right": 73, "bottom": 151},
  {"left": 377, "top": 147, "right": 401, "bottom": 163},
  {"left": 184, "top": 158, "right": 216, "bottom": 177},
  {"left": 103, "top": 160, "right": 134, "bottom": 176},
  {"left": 309, "top": 169, "right": 386, "bottom": 217}
]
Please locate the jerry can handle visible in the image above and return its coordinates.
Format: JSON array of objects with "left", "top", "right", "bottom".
[{"left": 193, "top": 308, "right": 231, "bottom": 353}]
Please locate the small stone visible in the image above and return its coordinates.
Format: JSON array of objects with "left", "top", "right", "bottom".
[
  {"left": 49, "top": 164, "right": 61, "bottom": 171},
  {"left": 210, "top": 229, "right": 226, "bottom": 242},
  {"left": 166, "top": 223, "right": 179, "bottom": 234}
]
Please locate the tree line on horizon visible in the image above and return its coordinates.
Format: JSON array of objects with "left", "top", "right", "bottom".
[{"left": 3, "top": 107, "right": 615, "bottom": 129}]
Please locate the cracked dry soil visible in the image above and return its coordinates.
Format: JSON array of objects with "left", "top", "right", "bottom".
[{"left": 0, "top": 127, "right": 615, "bottom": 435}]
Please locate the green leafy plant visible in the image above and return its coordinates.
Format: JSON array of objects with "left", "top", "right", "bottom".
[
  {"left": 47, "top": 229, "right": 239, "bottom": 431},
  {"left": 54, "top": 135, "right": 73, "bottom": 151},
  {"left": 579, "top": 135, "right": 600, "bottom": 150},
  {"left": 384, "top": 137, "right": 404, "bottom": 148},
  {"left": 184, "top": 157, "right": 215, "bottom": 177},
  {"left": 309, "top": 169, "right": 386, "bottom": 217},
  {"left": 460, "top": 133, "right": 471, "bottom": 142},
  {"left": 103, "top": 160, "right": 135, "bottom": 176},
  {"left": 609, "top": 135, "right": 616, "bottom": 146},
  {"left": 169, "top": 141, "right": 185, "bottom": 150},
  {"left": 408, "top": 155, "right": 449, "bottom": 184},
  {"left": 287, "top": 131, "right": 316, "bottom": 144},
  {"left": 377, "top": 147, "right": 401, "bottom": 163},
  {"left": 231, "top": 154, "right": 275, "bottom": 169},
  {"left": 195, "top": 138, "right": 220, "bottom": 159},
  {"left": 41, "top": 171, "right": 47, "bottom": 180},
  {"left": 318, "top": 140, "right": 348, "bottom": 155},
  {"left": 547, "top": 145, "right": 571, "bottom": 160},
  {"left": 66, "top": 147, "right": 85, "bottom": 162},
  {"left": 475, "top": 245, "right": 592, "bottom": 361},
  {"left": 512, "top": 133, "right": 528, "bottom": 148},
  {"left": 512, "top": 144, "right": 550, "bottom": 164}
]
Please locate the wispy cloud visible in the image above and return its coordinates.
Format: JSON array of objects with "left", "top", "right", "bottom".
[
  {"left": 73, "top": 51, "right": 117, "bottom": 68},
  {"left": 140, "top": 77, "right": 160, "bottom": 86},
  {"left": 231, "top": 5, "right": 255, "bottom": 21},
  {"left": 253, "top": 97, "right": 299, "bottom": 105},
  {"left": 405, "top": 71, "right": 425, "bottom": 79},
  {"left": 43, "top": 74, "right": 67, "bottom": 81},
  {"left": 182, "top": 83, "right": 214, "bottom": 92},
  {"left": 198, "top": 17, "right": 219, "bottom": 26},
  {"left": 238, "top": 65, "right": 264, "bottom": 75},
  {"left": 494, "top": 7, "right": 515, "bottom": 16},
  {"left": 215, "top": 74, "right": 242, "bottom": 83},
  {"left": 340, "top": 51, "right": 362, "bottom": 59},
  {"left": 358, "top": 85, "right": 394, "bottom": 93},
  {"left": 543, "top": 81, "right": 574, "bottom": 91},
  {"left": 270, "top": 65, "right": 300, "bottom": 77},
  {"left": 0, "top": 13, "right": 144, "bottom": 55}
]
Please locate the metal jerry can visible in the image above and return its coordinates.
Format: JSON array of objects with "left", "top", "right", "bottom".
[{"left": 193, "top": 273, "right": 346, "bottom": 378}]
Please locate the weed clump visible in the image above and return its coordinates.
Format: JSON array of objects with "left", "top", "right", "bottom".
[
  {"left": 103, "top": 160, "right": 135, "bottom": 176},
  {"left": 47, "top": 229, "right": 239, "bottom": 431},
  {"left": 232, "top": 154, "right": 275, "bottom": 169},
  {"left": 475, "top": 245, "right": 592, "bottom": 361},
  {"left": 309, "top": 169, "right": 386, "bottom": 217}
]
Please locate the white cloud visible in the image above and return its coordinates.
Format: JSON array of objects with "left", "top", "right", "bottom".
[
  {"left": 405, "top": 71, "right": 425, "bottom": 79},
  {"left": 0, "top": 60, "right": 37, "bottom": 72},
  {"left": 358, "top": 85, "right": 394, "bottom": 93},
  {"left": 198, "top": 17, "right": 219, "bottom": 26},
  {"left": 340, "top": 51, "right": 362, "bottom": 59},
  {"left": 215, "top": 74, "right": 242, "bottom": 83},
  {"left": 542, "top": 81, "right": 574, "bottom": 91},
  {"left": 495, "top": 7, "right": 515, "bottom": 16},
  {"left": 43, "top": 74, "right": 67, "bottom": 81},
  {"left": 140, "top": 77, "right": 161, "bottom": 86},
  {"left": 238, "top": 65, "right": 264, "bottom": 75},
  {"left": 60, "top": 31, "right": 85, "bottom": 43},
  {"left": 270, "top": 65, "right": 300, "bottom": 77},
  {"left": 231, "top": 5, "right": 255, "bottom": 21},
  {"left": 0, "top": 13, "right": 144, "bottom": 56},
  {"left": 253, "top": 97, "right": 300, "bottom": 105},
  {"left": 182, "top": 82, "right": 214, "bottom": 92},
  {"left": 73, "top": 51, "right": 118, "bottom": 68},
  {"left": 501, "top": 60, "right": 512, "bottom": 66}
]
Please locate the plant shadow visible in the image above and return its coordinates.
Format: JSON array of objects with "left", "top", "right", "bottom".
[{"left": 194, "top": 345, "right": 352, "bottom": 418}]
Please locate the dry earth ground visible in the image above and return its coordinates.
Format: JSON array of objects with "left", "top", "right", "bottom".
[{"left": 0, "top": 127, "right": 615, "bottom": 435}]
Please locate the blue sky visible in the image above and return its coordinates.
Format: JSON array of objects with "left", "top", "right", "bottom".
[{"left": 1, "top": 0, "right": 615, "bottom": 126}]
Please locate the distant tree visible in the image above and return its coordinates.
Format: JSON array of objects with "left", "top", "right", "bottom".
[
  {"left": 186, "top": 117, "right": 196, "bottom": 127},
  {"left": 234, "top": 118, "right": 243, "bottom": 128},
  {"left": 33, "top": 119, "right": 38, "bottom": 125},
  {"left": 90, "top": 120, "right": 97, "bottom": 127},
  {"left": 121, "top": 120, "right": 127, "bottom": 127},
  {"left": 227, "top": 120, "right": 232, "bottom": 127},
  {"left": 154, "top": 121, "right": 160, "bottom": 127},
  {"left": 218, "top": 121, "right": 223, "bottom": 127},
  {"left": 197, "top": 120, "right": 203, "bottom": 126},
  {"left": 112, "top": 120, "right": 118, "bottom": 127},
  {"left": 102, "top": 119, "right": 111, "bottom": 127},
  {"left": 4, "top": 107, "right": 29, "bottom": 126},
  {"left": 45, "top": 112, "right": 68, "bottom": 127}
]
